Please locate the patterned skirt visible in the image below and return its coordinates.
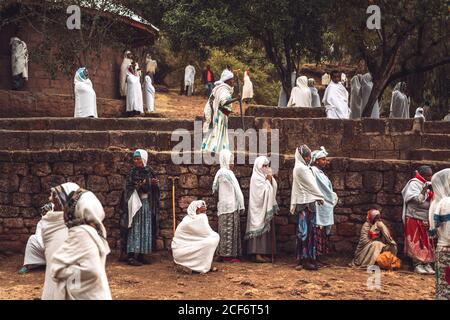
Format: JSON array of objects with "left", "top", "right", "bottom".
[
  {"left": 127, "top": 199, "right": 152, "bottom": 254},
  {"left": 218, "top": 211, "right": 242, "bottom": 257},
  {"left": 436, "top": 246, "right": 450, "bottom": 300},
  {"left": 404, "top": 217, "right": 435, "bottom": 263}
]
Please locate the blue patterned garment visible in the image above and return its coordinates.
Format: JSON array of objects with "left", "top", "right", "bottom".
[{"left": 127, "top": 199, "right": 152, "bottom": 254}]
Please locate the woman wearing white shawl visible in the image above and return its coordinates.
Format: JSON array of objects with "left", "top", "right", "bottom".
[
  {"left": 290, "top": 145, "right": 325, "bottom": 270},
  {"left": 171, "top": 200, "right": 220, "bottom": 273},
  {"left": 120, "top": 50, "right": 133, "bottom": 97},
  {"left": 184, "top": 63, "right": 196, "bottom": 96},
  {"left": 360, "top": 73, "right": 380, "bottom": 119},
  {"left": 350, "top": 74, "right": 363, "bottom": 119},
  {"left": 74, "top": 68, "right": 98, "bottom": 118},
  {"left": 126, "top": 64, "right": 144, "bottom": 116},
  {"left": 212, "top": 150, "right": 245, "bottom": 262},
  {"left": 308, "top": 78, "right": 321, "bottom": 107},
  {"left": 428, "top": 169, "right": 450, "bottom": 300},
  {"left": 322, "top": 71, "right": 350, "bottom": 119},
  {"left": 246, "top": 156, "right": 279, "bottom": 263},
  {"left": 242, "top": 70, "right": 254, "bottom": 103},
  {"left": 10, "top": 37, "right": 28, "bottom": 90},
  {"left": 202, "top": 70, "right": 241, "bottom": 154},
  {"left": 40, "top": 203, "right": 69, "bottom": 300},
  {"left": 310, "top": 147, "right": 338, "bottom": 265},
  {"left": 389, "top": 82, "right": 410, "bottom": 118},
  {"left": 144, "top": 73, "right": 155, "bottom": 112},
  {"left": 287, "top": 76, "right": 312, "bottom": 108},
  {"left": 50, "top": 182, "right": 112, "bottom": 300}
]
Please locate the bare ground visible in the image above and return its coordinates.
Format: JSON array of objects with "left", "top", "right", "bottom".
[{"left": 0, "top": 254, "right": 434, "bottom": 300}]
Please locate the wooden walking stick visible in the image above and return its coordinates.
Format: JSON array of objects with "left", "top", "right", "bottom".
[
  {"left": 168, "top": 176, "right": 179, "bottom": 235},
  {"left": 271, "top": 217, "right": 276, "bottom": 264}
]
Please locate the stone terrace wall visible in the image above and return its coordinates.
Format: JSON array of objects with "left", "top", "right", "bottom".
[{"left": 1, "top": 149, "right": 449, "bottom": 256}]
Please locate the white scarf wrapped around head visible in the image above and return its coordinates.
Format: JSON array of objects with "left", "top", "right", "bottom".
[
  {"left": 245, "top": 156, "right": 278, "bottom": 239},
  {"left": 415, "top": 107, "right": 425, "bottom": 120},
  {"left": 187, "top": 200, "right": 206, "bottom": 218},
  {"left": 212, "top": 150, "right": 245, "bottom": 215},
  {"left": 287, "top": 76, "right": 312, "bottom": 107},
  {"left": 290, "top": 147, "right": 324, "bottom": 213}
]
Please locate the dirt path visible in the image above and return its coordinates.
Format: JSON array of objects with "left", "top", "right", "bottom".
[{"left": 0, "top": 254, "right": 434, "bottom": 300}]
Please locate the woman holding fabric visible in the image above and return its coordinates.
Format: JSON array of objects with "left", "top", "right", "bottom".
[
  {"left": 290, "top": 145, "right": 325, "bottom": 270},
  {"left": 50, "top": 182, "right": 112, "bottom": 300},
  {"left": 245, "top": 156, "right": 279, "bottom": 263},
  {"left": 121, "top": 149, "right": 160, "bottom": 266},
  {"left": 74, "top": 67, "right": 97, "bottom": 118},
  {"left": 171, "top": 200, "right": 220, "bottom": 273},
  {"left": 126, "top": 62, "right": 144, "bottom": 116},
  {"left": 213, "top": 149, "right": 245, "bottom": 263},
  {"left": 428, "top": 169, "right": 450, "bottom": 300}
]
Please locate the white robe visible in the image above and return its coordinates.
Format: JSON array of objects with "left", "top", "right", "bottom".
[
  {"left": 310, "top": 87, "right": 321, "bottom": 107},
  {"left": 10, "top": 37, "right": 28, "bottom": 79},
  {"left": 120, "top": 55, "right": 132, "bottom": 96},
  {"left": 322, "top": 81, "right": 350, "bottom": 119},
  {"left": 41, "top": 211, "right": 69, "bottom": 300},
  {"left": 390, "top": 83, "right": 410, "bottom": 118},
  {"left": 184, "top": 65, "right": 196, "bottom": 94},
  {"left": 171, "top": 212, "right": 219, "bottom": 273},
  {"left": 51, "top": 225, "right": 112, "bottom": 300},
  {"left": 74, "top": 74, "right": 97, "bottom": 118},
  {"left": 242, "top": 71, "right": 254, "bottom": 100},
  {"left": 288, "top": 76, "right": 312, "bottom": 108},
  {"left": 245, "top": 156, "right": 278, "bottom": 239},
  {"left": 429, "top": 169, "right": 450, "bottom": 247},
  {"left": 144, "top": 75, "right": 155, "bottom": 112},
  {"left": 126, "top": 71, "right": 144, "bottom": 113},
  {"left": 360, "top": 73, "right": 380, "bottom": 119},
  {"left": 23, "top": 220, "right": 45, "bottom": 266},
  {"left": 290, "top": 149, "right": 325, "bottom": 213}
]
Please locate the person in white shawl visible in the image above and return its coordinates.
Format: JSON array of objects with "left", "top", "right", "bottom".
[
  {"left": 308, "top": 78, "right": 321, "bottom": 107},
  {"left": 120, "top": 50, "right": 133, "bottom": 97},
  {"left": 202, "top": 70, "right": 241, "bottom": 154},
  {"left": 245, "top": 156, "right": 279, "bottom": 263},
  {"left": 10, "top": 37, "right": 28, "bottom": 90},
  {"left": 350, "top": 73, "right": 380, "bottom": 119},
  {"left": 171, "top": 200, "right": 220, "bottom": 273},
  {"left": 310, "top": 147, "right": 338, "bottom": 266},
  {"left": 278, "top": 71, "right": 297, "bottom": 107},
  {"left": 360, "top": 73, "right": 380, "bottom": 119},
  {"left": 74, "top": 68, "right": 98, "bottom": 118},
  {"left": 145, "top": 54, "right": 157, "bottom": 83},
  {"left": 144, "top": 72, "right": 155, "bottom": 113},
  {"left": 428, "top": 169, "right": 450, "bottom": 300},
  {"left": 50, "top": 182, "right": 112, "bottom": 300},
  {"left": 184, "top": 63, "right": 196, "bottom": 96},
  {"left": 242, "top": 70, "right": 254, "bottom": 103},
  {"left": 401, "top": 165, "right": 435, "bottom": 275},
  {"left": 212, "top": 150, "right": 245, "bottom": 262},
  {"left": 290, "top": 145, "right": 325, "bottom": 270},
  {"left": 322, "top": 71, "right": 350, "bottom": 119},
  {"left": 287, "top": 76, "right": 312, "bottom": 108},
  {"left": 389, "top": 82, "right": 410, "bottom": 118},
  {"left": 126, "top": 63, "right": 144, "bottom": 116}
]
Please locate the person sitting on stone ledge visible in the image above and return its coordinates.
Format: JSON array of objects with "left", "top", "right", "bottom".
[
  {"left": 310, "top": 146, "right": 338, "bottom": 268},
  {"left": 212, "top": 149, "right": 245, "bottom": 263},
  {"left": 351, "top": 209, "right": 397, "bottom": 268},
  {"left": 245, "top": 156, "right": 279, "bottom": 263},
  {"left": 290, "top": 144, "right": 325, "bottom": 271},
  {"left": 402, "top": 165, "right": 436, "bottom": 275},
  {"left": 50, "top": 182, "right": 112, "bottom": 300},
  {"left": 171, "top": 200, "right": 220, "bottom": 273},
  {"left": 121, "top": 149, "right": 160, "bottom": 266},
  {"left": 74, "top": 67, "right": 98, "bottom": 118}
]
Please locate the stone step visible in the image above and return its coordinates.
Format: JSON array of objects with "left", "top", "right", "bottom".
[
  {"left": 245, "top": 105, "right": 327, "bottom": 118},
  {"left": 409, "top": 149, "right": 450, "bottom": 161}
]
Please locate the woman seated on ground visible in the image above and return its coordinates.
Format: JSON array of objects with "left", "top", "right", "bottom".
[
  {"left": 171, "top": 200, "right": 220, "bottom": 274},
  {"left": 351, "top": 209, "right": 398, "bottom": 268}
]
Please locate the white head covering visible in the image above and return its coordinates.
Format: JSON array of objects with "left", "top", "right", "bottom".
[
  {"left": 296, "top": 76, "right": 309, "bottom": 89},
  {"left": 220, "top": 69, "right": 234, "bottom": 83},
  {"left": 219, "top": 149, "right": 233, "bottom": 169},
  {"left": 414, "top": 107, "right": 425, "bottom": 120},
  {"left": 51, "top": 182, "right": 81, "bottom": 207},
  {"left": 312, "top": 146, "right": 328, "bottom": 163},
  {"left": 290, "top": 146, "right": 324, "bottom": 213},
  {"left": 133, "top": 149, "right": 148, "bottom": 166},
  {"left": 187, "top": 200, "right": 206, "bottom": 218}
]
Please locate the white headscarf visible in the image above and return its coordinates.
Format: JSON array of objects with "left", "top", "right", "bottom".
[
  {"left": 415, "top": 107, "right": 425, "bottom": 121},
  {"left": 311, "top": 146, "right": 328, "bottom": 164},
  {"left": 287, "top": 76, "right": 312, "bottom": 107},
  {"left": 133, "top": 149, "right": 148, "bottom": 166},
  {"left": 187, "top": 200, "right": 206, "bottom": 218},
  {"left": 429, "top": 169, "right": 450, "bottom": 246},
  {"left": 290, "top": 147, "right": 324, "bottom": 213},
  {"left": 245, "top": 156, "right": 278, "bottom": 239},
  {"left": 212, "top": 150, "right": 245, "bottom": 215},
  {"left": 220, "top": 69, "right": 234, "bottom": 83}
]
